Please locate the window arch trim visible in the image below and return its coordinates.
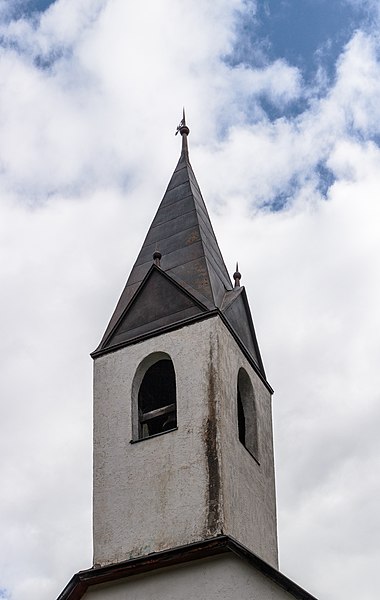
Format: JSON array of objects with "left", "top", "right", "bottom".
[{"left": 131, "top": 352, "right": 177, "bottom": 442}]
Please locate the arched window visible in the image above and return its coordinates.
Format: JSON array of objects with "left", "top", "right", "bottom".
[
  {"left": 137, "top": 357, "right": 177, "bottom": 439},
  {"left": 237, "top": 387, "right": 246, "bottom": 446},
  {"left": 237, "top": 368, "right": 258, "bottom": 459}
]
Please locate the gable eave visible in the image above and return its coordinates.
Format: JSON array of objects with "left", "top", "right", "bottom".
[
  {"left": 56, "top": 536, "right": 318, "bottom": 600},
  {"left": 239, "top": 287, "right": 266, "bottom": 377},
  {"left": 92, "top": 265, "right": 212, "bottom": 356},
  {"left": 221, "top": 286, "right": 266, "bottom": 379}
]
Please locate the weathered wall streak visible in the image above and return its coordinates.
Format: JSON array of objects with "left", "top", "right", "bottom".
[
  {"left": 93, "top": 316, "right": 277, "bottom": 568},
  {"left": 215, "top": 319, "right": 278, "bottom": 567},
  {"left": 205, "top": 332, "right": 221, "bottom": 535},
  {"left": 93, "top": 320, "right": 214, "bottom": 566}
]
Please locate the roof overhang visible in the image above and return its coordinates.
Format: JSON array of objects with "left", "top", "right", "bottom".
[
  {"left": 57, "top": 535, "right": 317, "bottom": 600},
  {"left": 91, "top": 309, "right": 274, "bottom": 394}
]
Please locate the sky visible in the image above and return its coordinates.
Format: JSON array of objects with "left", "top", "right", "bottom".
[{"left": 0, "top": 0, "right": 379, "bottom": 599}]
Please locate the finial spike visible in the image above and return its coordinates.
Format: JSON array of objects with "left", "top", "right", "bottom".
[{"left": 233, "top": 262, "right": 241, "bottom": 288}]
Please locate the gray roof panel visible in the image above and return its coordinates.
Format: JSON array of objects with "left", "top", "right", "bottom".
[{"left": 94, "top": 128, "right": 266, "bottom": 379}]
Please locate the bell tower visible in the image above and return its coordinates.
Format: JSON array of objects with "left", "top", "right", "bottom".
[
  {"left": 91, "top": 114, "right": 278, "bottom": 569},
  {"left": 58, "top": 116, "right": 318, "bottom": 600}
]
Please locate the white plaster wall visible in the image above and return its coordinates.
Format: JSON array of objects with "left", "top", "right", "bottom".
[
  {"left": 84, "top": 555, "right": 296, "bottom": 600},
  {"left": 93, "top": 319, "right": 221, "bottom": 566},
  {"left": 93, "top": 315, "right": 278, "bottom": 568},
  {"left": 213, "top": 319, "right": 279, "bottom": 568}
]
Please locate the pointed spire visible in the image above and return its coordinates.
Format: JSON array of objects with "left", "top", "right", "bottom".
[
  {"left": 233, "top": 262, "right": 241, "bottom": 287},
  {"left": 93, "top": 119, "right": 266, "bottom": 378},
  {"left": 175, "top": 108, "right": 190, "bottom": 157}
]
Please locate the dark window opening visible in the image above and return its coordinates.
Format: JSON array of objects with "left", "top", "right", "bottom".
[
  {"left": 138, "top": 359, "right": 177, "bottom": 439},
  {"left": 237, "top": 388, "right": 246, "bottom": 446},
  {"left": 237, "top": 368, "right": 258, "bottom": 460}
]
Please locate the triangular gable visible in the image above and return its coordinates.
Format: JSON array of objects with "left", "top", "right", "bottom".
[
  {"left": 222, "top": 288, "right": 266, "bottom": 377},
  {"left": 101, "top": 266, "right": 207, "bottom": 351}
]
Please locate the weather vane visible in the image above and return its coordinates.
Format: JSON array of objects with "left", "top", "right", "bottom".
[{"left": 175, "top": 108, "right": 187, "bottom": 135}]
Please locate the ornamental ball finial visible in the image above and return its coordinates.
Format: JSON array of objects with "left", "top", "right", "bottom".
[
  {"left": 175, "top": 107, "right": 190, "bottom": 137},
  {"left": 233, "top": 262, "right": 241, "bottom": 287},
  {"left": 153, "top": 250, "right": 162, "bottom": 267}
]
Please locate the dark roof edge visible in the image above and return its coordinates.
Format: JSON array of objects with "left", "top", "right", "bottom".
[
  {"left": 91, "top": 310, "right": 218, "bottom": 359},
  {"left": 95, "top": 264, "right": 210, "bottom": 353},
  {"left": 56, "top": 535, "right": 318, "bottom": 600},
  {"left": 240, "top": 287, "right": 266, "bottom": 376},
  {"left": 228, "top": 536, "right": 318, "bottom": 600},
  {"left": 218, "top": 311, "right": 272, "bottom": 393},
  {"left": 91, "top": 310, "right": 273, "bottom": 394}
]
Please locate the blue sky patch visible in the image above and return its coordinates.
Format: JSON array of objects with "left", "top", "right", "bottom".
[
  {"left": 229, "top": 0, "right": 369, "bottom": 88},
  {"left": 0, "top": 0, "right": 55, "bottom": 21},
  {"left": 316, "top": 163, "right": 335, "bottom": 196},
  {"left": 24, "top": 0, "right": 55, "bottom": 11},
  {"left": 256, "top": 1, "right": 359, "bottom": 75}
]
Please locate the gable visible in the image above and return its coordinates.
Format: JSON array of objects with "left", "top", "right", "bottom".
[
  {"left": 222, "top": 289, "right": 265, "bottom": 376},
  {"left": 103, "top": 267, "right": 206, "bottom": 350}
]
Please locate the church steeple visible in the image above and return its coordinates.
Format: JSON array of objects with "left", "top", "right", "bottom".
[
  {"left": 93, "top": 118, "right": 266, "bottom": 381},
  {"left": 58, "top": 117, "right": 319, "bottom": 600},
  {"left": 89, "top": 117, "right": 278, "bottom": 571}
]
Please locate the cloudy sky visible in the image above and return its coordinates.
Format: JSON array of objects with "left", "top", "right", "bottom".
[{"left": 0, "top": 0, "right": 379, "bottom": 598}]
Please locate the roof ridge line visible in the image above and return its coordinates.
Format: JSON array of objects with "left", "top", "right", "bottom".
[{"left": 186, "top": 162, "right": 232, "bottom": 294}]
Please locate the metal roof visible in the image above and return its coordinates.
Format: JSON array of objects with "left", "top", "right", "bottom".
[{"left": 93, "top": 119, "right": 266, "bottom": 380}]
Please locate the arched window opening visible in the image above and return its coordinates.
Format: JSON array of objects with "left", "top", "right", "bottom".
[
  {"left": 237, "top": 388, "right": 246, "bottom": 446},
  {"left": 138, "top": 359, "right": 177, "bottom": 439},
  {"left": 237, "top": 368, "right": 258, "bottom": 459}
]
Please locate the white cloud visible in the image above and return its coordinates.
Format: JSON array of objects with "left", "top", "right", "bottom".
[{"left": 0, "top": 1, "right": 380, "bottom": 599}]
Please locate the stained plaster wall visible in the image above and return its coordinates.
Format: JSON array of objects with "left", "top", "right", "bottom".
[
  {"left": 214, "top": 319, "right": 278, "bottom": 568},
  {"left": 93, "top": 315, "right": 277, "bottom": 568},
  {"left": 93, "top": 319, "right": 221, "bottom": 566},
  {"left": 84, "top": 555, "right": 295, "bottom": 600}
]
